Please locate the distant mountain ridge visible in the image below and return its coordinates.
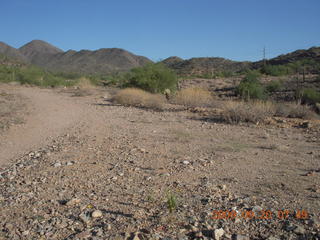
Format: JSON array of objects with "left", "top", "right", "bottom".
[
  {"left": 0, "top": 40, "right": 319, "bottom": 75},
  {"left": 162, "top": 46, "right": 320, "bottom": 76},
  {"left": 0, "top": 40, "right": 152, "bottom": 74},
  {"left": 0, "top": 42, "right": 27, "bottom": 62},
  {"left": 162, "top": 56, "right": 251, "bottom": 76}
]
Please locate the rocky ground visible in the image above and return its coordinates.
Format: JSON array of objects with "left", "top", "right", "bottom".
[
  {"left": 0, "top": 84, "right": 319, "bottom": 240},
  {"left": 0, "top": 88, "right": 27, "bottom": 132}
]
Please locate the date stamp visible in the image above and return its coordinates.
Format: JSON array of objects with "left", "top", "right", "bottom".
[{"left": 211, "top": 209, "right": 309, "bottom": 220}]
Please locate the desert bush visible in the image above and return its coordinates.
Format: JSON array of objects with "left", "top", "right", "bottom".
[
  {"left": 76, "top": 77, "right": 96, "bottom": 89},
  {"left": 172, "top": 87, "right": 214, "bottom": 107},
  {"left": 266, "top": 80, "right": 283, "bottom": 93},
  {"left": 112, "top": 88, "right": 165, "bottom": 110},
  {"left": 300, "top": 88, "right": 320, "bottom": 104},
  {"left": 221, "top": 100, "right": 276, "bottom": 124},
  {"left": 235, "top": 71, "right": 266, "bottom": 100},
  {"left": 261, "top": 65, "right": 291, "bottom": 76},
  {"left": 121, "top": 63, "right": 177, "bottom": 93},
  {"left": 275, "top": 103, "right": 318, "bottom": 119}
]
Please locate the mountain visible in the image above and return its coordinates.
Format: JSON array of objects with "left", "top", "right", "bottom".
[
  {"left": 43, "top": 48, "right": 152, "bottom": 74},
  {"left": 19, "top": 40, "right": 64, "bottom": 67},
  {"left": 267, "top": 46, "right": 320, "bottom": 65},
  {"left": 16, "top": 40, "right": 152, "bottom": 74},
  {"left": 163, "top": 47, "right": 320, "bottom": 76},
  {"left": 162, "top": 56, "right": 251, "bottom": 76},
  {"left": 1, "top": 40, "right": 319, "bottom": 75},
  {"left": 0, "top": 42, "right": 27, "bottom": 62}
]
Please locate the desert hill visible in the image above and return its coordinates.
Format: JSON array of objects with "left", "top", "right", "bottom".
[
  {"left": 0, "top": 40, "right": 319, "bottom": 75},
  {"left": 162, "top": 46, "right": 320, "bottom": 76},
  {"left": 0, "top": 40, "right": 152, "bottom": 74},
  {"left": 162, "top": 56, "right": 251, "bottom": 76},
  {"left": 0, "top": 42, "right": 27, "bottom": 62}
]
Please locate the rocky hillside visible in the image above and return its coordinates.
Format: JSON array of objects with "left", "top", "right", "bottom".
[
  {"left": 163, "top": 47, "right": 320, "bottom": 76},
  {"left": 0, "top": 42, "right": 27, "bottom": 62},
  {"left": 267, "top": 46, "right": 320, "bottom": 65},
  {"left": 0, "top": 40, "right": 152, "bottom": 74},
  {"left": 19, "top": 40, "right": 63, "bottom": 66},
  {"left": 162, "top": 56, "right": 251, "bottom": 76},
  {"left": 42, "top": 48, "right": 152, "bottom": 74},
  {"left": 1, "top": 40, "right": 319, "bottom": 76}
]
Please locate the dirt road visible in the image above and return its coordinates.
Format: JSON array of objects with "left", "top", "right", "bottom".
[
  {"left": 0, "top": 85, "right": 87, "bottom": 168},
  {"left": 0, "top": 84, "right": 319, "bottom": 239}
]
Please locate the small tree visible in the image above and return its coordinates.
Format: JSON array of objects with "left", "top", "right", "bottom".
[
  {"left": 235, "top": 71, "right": 266, "bottom": 100},
  {"left": 122, "top": 63, "right": 178, "bottom": 93}
]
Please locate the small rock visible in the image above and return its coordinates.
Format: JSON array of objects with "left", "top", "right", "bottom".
[
  {"left": 105, "top": 223, "right": 112, "bottom": 231},
  {"left": 214, "top": 228, "right": 225, "bottom": 240},
  {"left": 267, "top": 237, "right": 280, "bottom": 240},
  {"left": 22, "top": 230, "right": 29, "bottom": 236},
  {"left": 252, "top": 205, "right": 263, "bottom": 214},
  {"left": 79, "top": 212, "right": 91, "bottom": 223},
  {"left": 293, "top": 225, "right": 305, "bottom": 235},
  {"left": 53, "top": 162, "right": 62, "bottom": 167},
  {"left": 66, "top": 161, "right": 75, "bottom": 166},
  {"left": 284, "top": 222, "right": 296, "bottom": 232},
  {"left": 92, "top": 210, "right": 103, "bottom": 218},
  {"left": 233, "top": 234, "right": 250, "bottom": 240},
  {"left": 66, "top": 198, "right": 81, "bottom": 206},
  {"left": 133, "top": 234, "right": 141, "bottom": 240},
  {"left": 182, "top": 160, "right": 190, "bottom": 165},
  {"left": 139, "top": 148, "right": 146, "bottom": 153},
  {"left": 75, "top": 230, "right": 91, "bottom": 239}
]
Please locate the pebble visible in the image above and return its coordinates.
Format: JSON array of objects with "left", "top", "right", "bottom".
[
  {"left": 267, "top": 237, "right": 280, "bottom": 240},
  {"left": 233, "top": 234, "right": 250, "bottom": 240},
  {"left": 182, "top": 160, "right": 190, "bottom": 165},
  {"left": 53, "top": 162, "right": 62, "bottom": 167},
  {"left": 92, "top": 210, "right": 103, "bottom": 218},
  {"left": 214, "top": 228, "right": 225, "bottom": 240},
  {"left": 66, "top": 198, "right": 81, "bottom": 206},
  {"left": 293, "top": 225, "right": 305, "bottom": 235},
  {"left": 79, "top": 212, "right": 91, "bottom": 223}
]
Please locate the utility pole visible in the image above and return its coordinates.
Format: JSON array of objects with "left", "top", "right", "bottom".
[{"left": 263, "top": 46, "right": 266, "bottom": 67}]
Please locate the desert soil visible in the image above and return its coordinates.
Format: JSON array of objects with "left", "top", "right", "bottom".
[{"left": 0, "top": 84, "right": 319, "bottom": 240}]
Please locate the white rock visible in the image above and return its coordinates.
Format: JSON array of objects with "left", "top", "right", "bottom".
[
  {"left": 182, "top": 160, "right": 190, "bottom": 165},
  {"left": 54, "top": 162, "right": 62, "bottom": 167},
  {"left": 92, "top": 210, "right": 103, "bottom": 218},
  {"left": 66, "top": 198, "right": 81, "bottom": 206},
  {"left": 214, "top": 228, "right": 225, "bottom": 240}
]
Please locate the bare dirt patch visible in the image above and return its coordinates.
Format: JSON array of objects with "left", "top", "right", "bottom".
[{"left": 0, "top": 89, "right": 27, "bottom": 133}]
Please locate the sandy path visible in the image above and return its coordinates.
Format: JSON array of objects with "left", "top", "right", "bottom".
[{"left": 0, "top": 86, "right": 86, "bottom": 168}]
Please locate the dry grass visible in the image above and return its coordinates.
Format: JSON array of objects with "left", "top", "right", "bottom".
[
  {"left": 220, "top": 100, "right": 276, "bottom": 124},
  {"left": 172, "top": 87, "right": 214, "bottom": 107},
  {"left": 76, "top": 77, "right": 96, "bottom": 89},
  {"left": 275, "top": 103, "right": 318, "bottom": 120},
  {"left": 112, "top": 88, "right": 166, "bottom": 110}
]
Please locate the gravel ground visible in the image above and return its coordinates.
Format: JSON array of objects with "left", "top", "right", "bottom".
[{"left": 0, "top": 84, "right": 319, "bottom": 240}]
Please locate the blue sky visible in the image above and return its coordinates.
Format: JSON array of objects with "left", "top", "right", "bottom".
[{"left": 1, "top": 0, "right": 319, "bottom": 61}]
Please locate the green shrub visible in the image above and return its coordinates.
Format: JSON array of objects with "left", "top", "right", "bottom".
[
  {"left": 236, "top": 71, "right": 266, "bottom": 100},
  {"left": 266, "top": 80, "right": 283, "bottom": 93},
  {"left": 261, "top": 65, "right": 291, "bottom": 76},
  {"left": 122, "top": 63, "right": 178, "bottom": 93},
  {"left": 300, "top": 88, "right": 320, "bottom": 104}
]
